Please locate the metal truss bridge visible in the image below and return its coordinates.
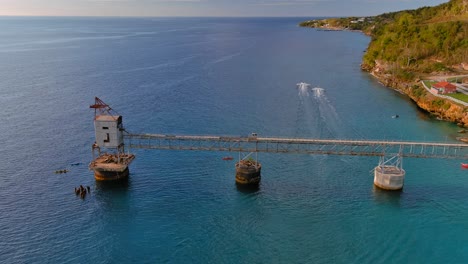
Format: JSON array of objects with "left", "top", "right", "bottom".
[{"left": 125, "top": 133, "right": 468, "bottom": 159}]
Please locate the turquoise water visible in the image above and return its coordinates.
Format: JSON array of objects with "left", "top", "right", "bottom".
[{"left": 1, "top": 17, "right": 467, "bottom": 263}]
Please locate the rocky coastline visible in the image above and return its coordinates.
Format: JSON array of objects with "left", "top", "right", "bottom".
[
  {"left": 301, "top": 21, "right": 468, "bottom": 127},
  {"left": 362, "top": 61, "right": 468, "bottom": 126}
]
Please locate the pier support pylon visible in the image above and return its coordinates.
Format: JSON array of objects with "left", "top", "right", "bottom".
[
  {"left": 373, "top": 153, "right": 405, "bottom": 191},
  {"left": 235, "top": 152, "right": 261, "bottom": 186}
]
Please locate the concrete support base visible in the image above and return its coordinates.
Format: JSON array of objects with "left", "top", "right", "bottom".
[
  {"left": 94, "top": 167, "right": 129, "bottom": 181},
  {"left": 235, "top": 161, "right": 261, "bottom": 186},
  {"left": 374, "top": 165, "right": 405, "bottom": 191}
]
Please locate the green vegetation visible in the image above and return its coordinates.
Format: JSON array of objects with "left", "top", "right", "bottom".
[
  {"left": 447, "top": 92, "right": 468, "bottom": 102},
  {"left": 411, "top": 84, "right": 426, "bottom": 98},
  {"left": 300, "top": 0, "right": 468, "bottom": 79},
  {"left": 361, "top": 0, "right": 467, "bottom": 75},
  {"left": 447, "top": 77, "right": 463, "bottom": 83},
  {"left": 300, "top": 0, "right": 468, "bottom": 122},
  {"left": 432, "top": 99, "right": 445, "bottom": 107},
  {"left": 423, "top": 80, "right": 436, "bottom": 87}
]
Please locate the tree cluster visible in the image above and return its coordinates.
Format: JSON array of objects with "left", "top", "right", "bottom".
[
  {"left": 363, "top": 0, "right": 468, "bottom": 79},
  {"left": 300, "top": 0, "right": 468, "bottom": 81}
]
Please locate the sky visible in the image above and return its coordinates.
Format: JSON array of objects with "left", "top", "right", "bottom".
[{"left": 0, "top": 0, "right": 450, "bottom": 17}]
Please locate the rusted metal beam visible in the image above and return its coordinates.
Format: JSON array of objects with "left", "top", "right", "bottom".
[{"left": 124, "top": 133, "right": 468, "bottom": 159}]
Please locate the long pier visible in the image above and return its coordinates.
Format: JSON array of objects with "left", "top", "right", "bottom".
[
  {"left": 89, "top": 97, "right": 468, "bottom": 190},
  {"left": 125, "top": 133, "right": 468, "bottom": 159}
]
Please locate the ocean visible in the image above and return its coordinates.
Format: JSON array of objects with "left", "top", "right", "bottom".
[{"left": 1, "top": 17, "right": 467, "bottom": 263}]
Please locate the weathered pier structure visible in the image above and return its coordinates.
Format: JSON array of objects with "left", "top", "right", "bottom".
[
  {"left": 124, "top": 133, "right": 468, "bottom": 190},
  {"left": 89, "top": 98, "right": 135, "bottom": 181},
  {"left": 89, "top": 98, "right": 468, "bottom": 190},
  {"left": 125, "top": 134, "right": 467, "bottom": 159}
]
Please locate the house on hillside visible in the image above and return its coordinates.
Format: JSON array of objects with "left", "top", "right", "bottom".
[{"left": 431, "top": 81, "right": 457, "bottom": 94}]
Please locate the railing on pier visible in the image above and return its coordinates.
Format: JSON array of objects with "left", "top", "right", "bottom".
[{"left": 124, "top": 133, "right": 468, "bottom": 159}]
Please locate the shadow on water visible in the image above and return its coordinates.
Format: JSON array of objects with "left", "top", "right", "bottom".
[
  {"left": 236, "top": 183, "right": 260, "bottom": 194},
  {"left": 94, "top": 177, "right": 132, "bottom": 214},
  {"left": 95, "top": 177, "right": 131, "bottom": 193},
  {"left": 372, "top": 185, "right": 402, "bottom": 207},
  {"left": 415, "top": 106, "right": 433, "bottom": 122}
]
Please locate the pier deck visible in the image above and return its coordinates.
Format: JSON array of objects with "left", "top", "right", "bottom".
[{"left": 125, "top": 133, "right": 468, "bottom": 159}]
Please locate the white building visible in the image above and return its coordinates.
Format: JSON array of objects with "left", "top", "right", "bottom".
[{"left": 94, "top": 115, "right": 124, "bottom": 149}]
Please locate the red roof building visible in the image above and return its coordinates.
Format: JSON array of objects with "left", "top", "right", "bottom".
[{"left": 431, "top": 81, "right": 457, "bottom": 94}]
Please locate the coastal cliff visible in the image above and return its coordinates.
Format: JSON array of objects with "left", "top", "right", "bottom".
[
  {"left": 300, "top": 0, "right": 468, "bottom": 126},
  {"left": 366, "top": 60, "right": 468, "bottom": 125}
]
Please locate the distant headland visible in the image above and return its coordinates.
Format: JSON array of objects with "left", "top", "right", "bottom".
[{"left": 300, "top": 0, "right": 468, "bottom": 127}]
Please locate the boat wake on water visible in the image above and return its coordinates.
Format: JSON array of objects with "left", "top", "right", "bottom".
[
  {"left": 311, "top": 87, "right": 324, "bottom": 98},
  {"left": 296, "top": 82, "right": 311, "bottom": 97},
  {"left": 294, "top": 83, "right": 349, "bottom": 139},
  {"left": 311, "top": 87, "right": 344, "bottom": 138},
  {"left": 295, "top": 82, "right": 318, "bottom": 137}
]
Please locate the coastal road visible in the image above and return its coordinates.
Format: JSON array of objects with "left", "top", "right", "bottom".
[{"left": 455, "top": 83, "right": 468, "bottom": 94}]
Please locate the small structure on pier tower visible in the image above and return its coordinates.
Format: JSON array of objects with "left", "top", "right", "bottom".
[{"left": 89, "top": 97, "right": 135, "bottom": 181}]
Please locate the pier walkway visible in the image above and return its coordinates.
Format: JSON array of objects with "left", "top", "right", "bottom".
[{"left": 125, "top": 133, "right": 468, "bottom": 159}]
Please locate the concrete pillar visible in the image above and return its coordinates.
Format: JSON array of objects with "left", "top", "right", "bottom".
[
  {"left": 373, "top": 165, "right": 405, "bottom": 190},
  {"left": 235, "top": 160, "right": 261, "bottom": 185},
  {"left": 374, "top": 153, "right": 405, "bottom": 191}
]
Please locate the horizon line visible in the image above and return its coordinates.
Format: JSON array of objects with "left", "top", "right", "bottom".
[{"left": 0, "top": 14, "right": 371, "bottom": 19}]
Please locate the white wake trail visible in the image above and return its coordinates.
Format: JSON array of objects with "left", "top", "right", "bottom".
[
  {"left": 297, "top": 82, "right": 311, "bottom": 97},
  {"left": 311, "top": 87, "right": 324, "bottom": 98},
  {"left": 294, "top": 82, "right": 322, "bottom": 137},
  {"left": 311, "top": 87, "right": 345, "bottom": 138}
]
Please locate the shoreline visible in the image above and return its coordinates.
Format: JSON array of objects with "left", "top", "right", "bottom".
[
  {"left": 365, "top": 66, "right": 468, "bottom": 126},
  {"left": 302, "top": 23, "right": 468, "bottom": 127}
]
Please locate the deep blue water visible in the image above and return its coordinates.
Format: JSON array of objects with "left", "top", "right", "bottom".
[{"left": 1, "top": 17, "right": 468, "bottom": 263}]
